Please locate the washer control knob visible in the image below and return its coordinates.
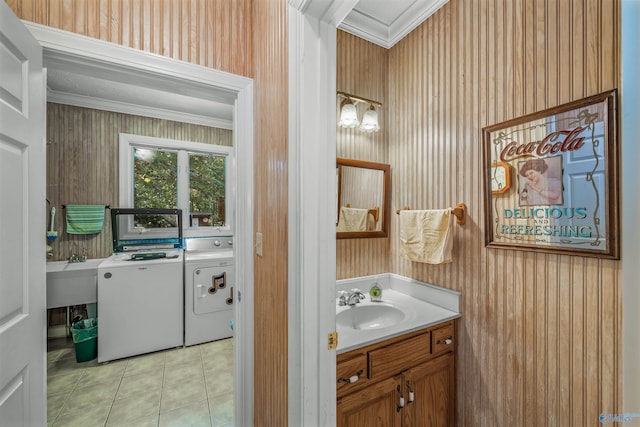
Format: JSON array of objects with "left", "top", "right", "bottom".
[{"left": 214, "top": 240, "right": 221, "bottom": 247}]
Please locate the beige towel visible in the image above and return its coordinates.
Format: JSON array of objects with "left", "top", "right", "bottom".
[
  {"left": 399, "top": 209, "right": 453, "bottom": 264},
  {"left": 337, "top": 206, "right": 368, "bottom": 232}
]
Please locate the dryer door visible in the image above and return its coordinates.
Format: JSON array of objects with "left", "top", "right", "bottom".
[{"left": 193, "top": 261, "right": 234, "bottom": 314}]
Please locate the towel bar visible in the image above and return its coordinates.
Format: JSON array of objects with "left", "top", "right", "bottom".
[
  {"left": 368, "top": 207, "right": 379, "bottom": 223},
  {"left": 345, "top": 204, "right": 380, "bottom": 224},
  {"left": 396, "top": 203, "right": 466, "bottom": 226},
  {"left": 62, "top": 205, "right": 110, "bottom": 209}
]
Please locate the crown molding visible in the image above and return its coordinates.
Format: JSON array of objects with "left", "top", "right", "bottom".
[
  {"left": 47, "top": 91, "right": 233, "bottom": 129},
  {"left": 339, "top": 0, "right": 448, "bottom": 49}
]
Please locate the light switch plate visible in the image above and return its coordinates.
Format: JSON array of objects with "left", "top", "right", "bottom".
[{"left": 256, "top": 232, "right": 263, "bottom": 257}]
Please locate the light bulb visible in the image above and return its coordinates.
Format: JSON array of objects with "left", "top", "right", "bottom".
[
  {"left": 359, "top": 105, "right": 380, "bottom": 133},
  {"left": 338, "top": 99, "right": 360, "bottom": 128}
]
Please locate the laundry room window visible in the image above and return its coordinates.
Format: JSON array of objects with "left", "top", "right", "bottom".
[
  {"left": 133, "top": 148, "right": 178, "bottom": 210},
  {"left": 189, "top": 153, "right": 226, "bottom": 227},
  {"left": 119, "top": 133, "right": 233, "bottom": 237}
]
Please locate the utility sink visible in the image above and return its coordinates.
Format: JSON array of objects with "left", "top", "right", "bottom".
[
  {"left": 46, "top": 258, "right": 105, "bottom": 273},
  {"left": 46, "top": 258, "right": 105, "bottom": 309},
  {"left": 336, "top": 303, "right": 406, "bottom": 330}
]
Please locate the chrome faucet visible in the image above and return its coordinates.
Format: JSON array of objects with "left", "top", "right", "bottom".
[
  {"left": 346, "top": 289, "right": 366, "bottom": 306},
  {"left": 68, "top": 253, "right": 87, "bottom": 263},
  {"left": 68, "top": 242, "right": 85, "bottom": 263}
]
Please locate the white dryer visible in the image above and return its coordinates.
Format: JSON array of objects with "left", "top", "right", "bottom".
[{"left": 184, "top": 237, "right": 234, "bottom": 346}]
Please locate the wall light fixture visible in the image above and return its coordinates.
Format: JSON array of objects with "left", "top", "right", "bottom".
[
  {"left": 337, "top": 91, "right": 381, "bottom": 133},
  {"left": 360, "top": 105, "right": 380, "bottom": 133},
  {"left": 338, "top": 98, "right": 359, "bottom": 128}
]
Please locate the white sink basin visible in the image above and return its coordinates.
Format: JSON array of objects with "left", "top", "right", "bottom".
[
  {"left": 337, "top": 303, "right": 406, "bottom": 330},
  {"left": 335, "top": 288, "right": 461, "bottom": 354},
  {"left": 46, "top": 258, "right": 105, "bottom": 309},
  {"left": 46, "top": 258, "right": 105, "bottom": 273}
]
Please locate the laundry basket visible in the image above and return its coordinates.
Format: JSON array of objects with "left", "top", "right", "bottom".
[{"left": 70, "top": 318, "right": 98, "bottom": 363}]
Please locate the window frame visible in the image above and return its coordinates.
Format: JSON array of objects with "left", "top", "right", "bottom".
[{"left": 119, "top": 133, "right": 234, "bottom": 238}]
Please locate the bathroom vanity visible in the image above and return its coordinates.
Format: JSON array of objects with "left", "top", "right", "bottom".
[
  {"left": 335, "top": 275, "right": 460, "bottom": 427},
  {"left": 336, "top": 320, "right": 455, "bottom": 427}
]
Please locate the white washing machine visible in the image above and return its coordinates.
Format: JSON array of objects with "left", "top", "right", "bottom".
[
  {"left": 97, "top": 249, "right": 184, "bottom": 362},
  {"left": 184, "top": 237, "right": 234, "bottom": 346},
  {"left": 98, "top": 208, "right": 184, "bottom": 363}
]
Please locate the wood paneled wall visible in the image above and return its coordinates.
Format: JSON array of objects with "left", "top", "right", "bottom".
[
  {"left": 45, "top": 103, "right": 232, "bottom": 261},
  {"left": 6, "top": 0, "right": 252, "bottom": 76},
  {"left": 337, "top": 32, "right": 390, "bottom": 278},
  {"left": 11, "top": 1, "right": 291, "bottom": 424},
  {"left": 251, "top": 1, "right": 289, "bottom": 425},
  {"left": 386, "top": 1, "right": 621, "bottom": 426}
]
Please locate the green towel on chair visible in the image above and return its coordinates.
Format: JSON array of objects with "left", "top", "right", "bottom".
[{"left": 66, "top": 205, "right": 105, "bottom": 234}]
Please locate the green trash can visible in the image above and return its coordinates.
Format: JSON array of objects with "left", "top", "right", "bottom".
[{"left": 70, "top": 318, "right": 98, "bottom": 363}]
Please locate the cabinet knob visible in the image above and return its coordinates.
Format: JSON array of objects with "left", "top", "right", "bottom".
[
  {"left": 397, "top": 385, "right": 405, "bottom": 412},
  {"left": 406, "top": 381, "right": 414, "bottom": 403},
  {"left": 337, "top": 370, "right": 363, "bottom": 384},
  {"left": 437, "top": 336, "right": 453, "bottom": 345}
]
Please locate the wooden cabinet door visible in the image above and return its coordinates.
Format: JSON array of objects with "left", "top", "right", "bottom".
[
  {"left": 337, "top": 375, "right": 403, "bottom": 427},
  {"left": 403, "top": 353, "right": 455, "bottom": 427}
]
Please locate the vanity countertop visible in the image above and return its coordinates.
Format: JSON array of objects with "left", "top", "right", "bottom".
[{"left": 336, "top": 288, "right": 461, "bottom": 354}]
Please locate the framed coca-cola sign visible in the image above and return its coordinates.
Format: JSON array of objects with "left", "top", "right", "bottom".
[{"left": 482, "top": 89, "right": 619, "bottom": 259}]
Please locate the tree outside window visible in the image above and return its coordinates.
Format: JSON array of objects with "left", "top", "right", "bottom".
[{"left": 122, "top": 134, "right": 231, "bottom": 235}]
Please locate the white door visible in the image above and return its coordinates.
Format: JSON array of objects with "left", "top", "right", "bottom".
[
  {"left": 564, "top": 122, "right": 606, "bottom": 228},
  {"left": 0, "top": 3, "right": 46, "bottom": 426}
]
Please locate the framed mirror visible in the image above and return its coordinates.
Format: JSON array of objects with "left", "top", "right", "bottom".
[
  {"left": 336, "top": 158, "right": 391, "bottom": 239},
  {"left": 482, "top": 89, "right": 619, "bottom": 259}
]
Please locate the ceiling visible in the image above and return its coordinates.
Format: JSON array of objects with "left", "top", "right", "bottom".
[
  {"left": 46, "top": 67, "right": 234, "bottom": 130},
  {"left": 42, "top": 40, "right": 235, "bottom": 130},
  {"left": 339, "top": 0, "right": 449, "bottom": 49},
  {"left": 43, "top": 2, "right": 448, "bottom": 126}
]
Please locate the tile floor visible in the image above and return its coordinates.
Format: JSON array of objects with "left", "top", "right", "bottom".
[{"left": 47, "top": 337, "right": 234, "bottom": 427}]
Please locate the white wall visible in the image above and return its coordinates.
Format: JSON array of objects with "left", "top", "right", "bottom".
[{"left": 621, "top": 0, "right": 640, "bottom": 416}]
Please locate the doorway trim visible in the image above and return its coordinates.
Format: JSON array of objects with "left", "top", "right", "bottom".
[
  {"left": 24, "top": 22, "right": 255, "bottom": 426},
  {"left": 287, "top": 1, "right": 359, "bottom": 425},
  {"left": 621, "top": 0, "right": 640, "bottom": 414}
]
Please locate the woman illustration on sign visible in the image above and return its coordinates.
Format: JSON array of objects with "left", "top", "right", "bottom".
[{"left": 519, "top": 157, "right": 563, "bottom": 206}]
